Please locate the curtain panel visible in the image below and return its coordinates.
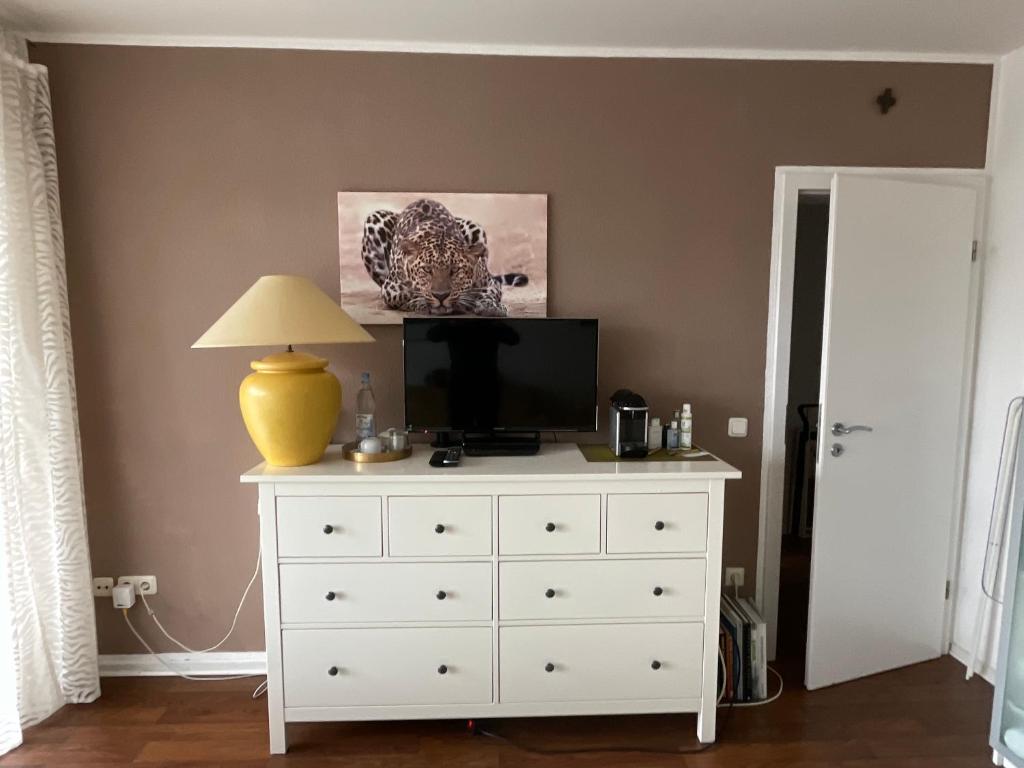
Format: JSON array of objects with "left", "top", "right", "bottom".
[{"left": 0, "top": 32, "right": 100, "bottom": 756}]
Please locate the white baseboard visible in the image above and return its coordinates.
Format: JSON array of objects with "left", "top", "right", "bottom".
[
  {"left": 950, "top": 642, "right": 996, "bottom": 685},
  {"left": 99, "top": 651, "right": 267, "bottom": 677}
]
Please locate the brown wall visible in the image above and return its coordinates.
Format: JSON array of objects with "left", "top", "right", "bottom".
[{"left": 30, "top": 43, "right": 991, "bottom": 653}]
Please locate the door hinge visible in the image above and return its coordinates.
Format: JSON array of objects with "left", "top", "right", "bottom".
[
  {"left": 945, "top": 580, "right": 951, "bottom": 599},
  {"left": 971, "top": 241, "right": 979, "bottom": 262}
]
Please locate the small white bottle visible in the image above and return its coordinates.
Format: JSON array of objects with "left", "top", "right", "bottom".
[
  {"left": 647, "top": 417, "right": 662, "bottom": 452},
  {"left": 355, "top": 372, "right": 376, "bottom": 440},
  {"left": 667, "top": 420, "right": 681, "bottom": 450},
  {"left": 680, "top": 404, "right": 693, "bottom": 449}
]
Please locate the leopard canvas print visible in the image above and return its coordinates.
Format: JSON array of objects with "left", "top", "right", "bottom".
[{"left": 338, "top": 192, "right": 547, "bottom": 324}]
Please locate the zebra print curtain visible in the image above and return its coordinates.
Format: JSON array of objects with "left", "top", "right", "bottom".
[{"left": 0, "top": 32, "right": 100, "bottom": 756}]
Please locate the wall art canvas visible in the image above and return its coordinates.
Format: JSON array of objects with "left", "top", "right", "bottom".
[{"left": 338, "top": 192, "right": 548, "bottom": 324}]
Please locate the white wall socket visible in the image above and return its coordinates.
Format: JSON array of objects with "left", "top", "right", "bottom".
[
  {"left": 724, "top": 567, "right": 745, "bottom": 589},
  {"left": 117, "top": 575, "right": 157, "bottom": 596},
  {"left": 92, "top": 577, "right": 114, "bottom": 597}
]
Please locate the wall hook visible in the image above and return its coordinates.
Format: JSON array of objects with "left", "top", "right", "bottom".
[{"left": 876, "top": 87, "right": 897, "bottom": 115}]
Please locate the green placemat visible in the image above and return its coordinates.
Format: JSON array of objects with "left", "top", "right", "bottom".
[{"left": 577, "top": 444, "right": 717, "bottom": 463}]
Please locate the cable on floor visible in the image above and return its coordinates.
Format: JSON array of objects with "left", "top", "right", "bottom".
[{"left": 470, "top": 701, "right": 733, "bottom": 757}]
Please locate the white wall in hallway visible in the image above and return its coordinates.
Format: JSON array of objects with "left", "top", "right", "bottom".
[{"left": 954, "top": 43, "right": 1024, "bottom": 677}]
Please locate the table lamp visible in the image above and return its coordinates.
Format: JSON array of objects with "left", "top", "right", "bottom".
[{"left": 193, "top": 275, "right": 374, "bottom": 467}]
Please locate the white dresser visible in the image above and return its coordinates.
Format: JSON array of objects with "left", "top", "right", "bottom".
[{"left": 242, "top": 443, "right": 740, "bottom": 753}]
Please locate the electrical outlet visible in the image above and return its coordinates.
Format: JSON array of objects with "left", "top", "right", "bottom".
[
  {"left": 117, "top": 575, "right": 157, "bottom": 596},
  {"left": 724, "top": 567, "right": 745, "bottom": 589},
  {"left": 92, "top": 577, "right": 114, "bottom": 597}
]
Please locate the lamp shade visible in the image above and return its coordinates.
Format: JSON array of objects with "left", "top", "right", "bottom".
[{"left": 192, "top": 275, "right": 375, "bottom": 348}]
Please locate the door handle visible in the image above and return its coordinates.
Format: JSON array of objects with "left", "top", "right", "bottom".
[{"left": 832, "top": 422, "right": 873, "bottom": 436}]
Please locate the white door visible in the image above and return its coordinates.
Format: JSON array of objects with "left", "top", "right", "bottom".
[{"left": 805, "top": 174, "right": 977, "bottom": 690}]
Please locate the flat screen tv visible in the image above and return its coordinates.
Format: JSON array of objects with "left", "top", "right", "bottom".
[{"left": 403, "top": 318, "right": 599, "bottom": 435}]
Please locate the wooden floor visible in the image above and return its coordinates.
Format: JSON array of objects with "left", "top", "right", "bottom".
[
  {"left": 0, "top": 655, "right": 994, "bottom": 766},
  {"left": 1, "top": 541, "right": 997, "bottom": 766}
]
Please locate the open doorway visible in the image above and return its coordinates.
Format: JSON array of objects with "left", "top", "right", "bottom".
[
  {"left": 758, "top": 167, "right": 984, "bottom": 689},
  {"left": 776, "top": 192, "right": 829, "bottom": 678}
]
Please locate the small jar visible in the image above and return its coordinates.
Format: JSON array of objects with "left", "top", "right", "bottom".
[{"left": 390, "top": 430, "right": 409, "bottom": 451}]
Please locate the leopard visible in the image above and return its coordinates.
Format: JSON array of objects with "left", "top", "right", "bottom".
[{"left": 360, "top": 198, "right": 528, "bottom": 317}]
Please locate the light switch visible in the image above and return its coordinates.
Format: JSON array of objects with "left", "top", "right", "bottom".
[{"left": 728, "top": 417, "right": 748, "bottom": 438}]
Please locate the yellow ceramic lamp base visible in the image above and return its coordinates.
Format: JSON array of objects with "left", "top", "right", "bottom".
[{"left": 239, "top": 351, "right": 341, "bottom": 467}]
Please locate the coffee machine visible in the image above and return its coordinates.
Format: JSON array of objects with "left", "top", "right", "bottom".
[{"left": 608, "top": 389, "right": 650, "bottom": 458}]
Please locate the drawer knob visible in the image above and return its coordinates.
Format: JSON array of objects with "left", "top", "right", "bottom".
[
  {"left": 437, "top": 664, "right": 448, "bottom": 675},
  {"left": 654, "top": 520, "right": 666, "bottom": 531},
  {"left": 545, "top": 588, "right": 556, "bottom": 599},
  {"left": 435, "top": 524, "right": 446, "bottom": 534},
  {"left": 651, "top": 660, "right": 662, "bottom": 670},
  {"left": 545, "top": 522, "right": 556, "bottom": 532},
  {"left": 322, "top": 524, "right": 334, "bottom": 534},
  {"left": 436, "top": 590, "right": 447, "bottom": 600},
  {"left": 653, "top": 586, "right": 664, "bottom": 596},
  {"left": 328, "top": 666, "right": 339, "bottom": 676},
  {"left": 544, "top": 662, "right": 555, "bottom": 673},
  {"left": 325, "top": 591, "right": 337, "bottom": 601}
]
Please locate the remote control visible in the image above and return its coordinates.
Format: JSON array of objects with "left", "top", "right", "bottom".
[{"left": 430, "top": 446, "right": 463, "bottom": 467}]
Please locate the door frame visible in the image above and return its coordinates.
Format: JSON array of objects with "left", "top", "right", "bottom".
[{"left": 756, "top": 166, "right": 989, "bottom": 661}]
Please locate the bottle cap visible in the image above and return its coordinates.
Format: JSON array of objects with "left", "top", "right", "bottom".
[
  {"left": 683, "top": 403, "right": 691, "bottom": 414},
  {"left": 651, "top": 417, "right": 661, "bottom": 426}
]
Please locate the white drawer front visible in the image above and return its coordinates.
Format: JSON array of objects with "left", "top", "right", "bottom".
[
  {"left": 388, "top": 496, "right": 492, "bottom": 557},
  {"left": 277, "top": 496, "right": 382, "bottom": 558},
  {"left": 499, "top": 623, "right": 703, "bottom": 703},
  {"left": 606, "top": 493, "right": 708, "bottom": 554},
  {"left": 282, "top": 627, "right": 492, "bottom": 707},
  {"left": 498, "top": 495, "right": 600, "bottom": 555},
  {"left": 499, "top": 559, "right": 706, "bottom": 620},
  {"left": 279, "top": 563, "right": 492, "bottom": 623}
]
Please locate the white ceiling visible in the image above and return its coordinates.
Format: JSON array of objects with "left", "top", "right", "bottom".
[{"left": 3, "top": 0, "right": 1024, "bottom": 60}]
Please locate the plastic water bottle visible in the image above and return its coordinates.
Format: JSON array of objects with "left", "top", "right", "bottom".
[
  {"left": 355, "top": 372, "right": 376, "bottom": 439},
  {"left": 680, "top": 404, "right": 693, "bottom": 449}
]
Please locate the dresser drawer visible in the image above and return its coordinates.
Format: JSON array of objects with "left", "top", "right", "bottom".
[
  {"left": 388, "top": 496, "right": 491, "bottom": 557},
  {"left": 277, "top": 497, "right": 382, "bottom": 557},
  {"left": 282, "top": 627, "right": 492, "bottom": 707},
  {"left": 606, "top": 493, "right": 708, "bottom": 553},
  {"left": 499, "top": 559, "right": 705, "bottom": 620},
  {"left": 498, "top": 495, "right": 600, "bottom": 554},
  {"left": 279, "top": 563, "right": 492, "bottom": 623},
  {"left": 499, "top": 623, "right": 703, "bottom": 703}
]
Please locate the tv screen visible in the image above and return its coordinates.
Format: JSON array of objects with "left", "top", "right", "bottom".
[{"left": 403, "top": 318, "right": 599, "bottom": 433}]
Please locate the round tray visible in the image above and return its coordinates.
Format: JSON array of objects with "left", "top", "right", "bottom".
[{"left": 341, "top": 441, "right": 412, "bottom": 463}]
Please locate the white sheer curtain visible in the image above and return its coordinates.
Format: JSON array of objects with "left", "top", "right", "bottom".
[{"left": 0, "top": 32, "right": 100, "bottom": 756}]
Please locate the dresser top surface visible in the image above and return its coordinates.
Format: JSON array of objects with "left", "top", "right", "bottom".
[{"left": 241, "top": 443, "right": 740, "bottom": 483}]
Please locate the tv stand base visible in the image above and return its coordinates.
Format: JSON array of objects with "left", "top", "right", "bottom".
[{"left": 462, "top": 432, "right": 541, "bottom": 457}]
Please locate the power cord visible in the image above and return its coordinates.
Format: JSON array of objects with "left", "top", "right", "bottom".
[
  {"left": 471, "top": 692, "right": 734, "bottom": 757},
  {"left": 122, "top": 542, "right": 267, "bottom": 695},
  {"left": 137, "top": 543, "right": 262, "bottom": 654},
  {"left": 122, "top": 609, "right": 263, "bottom": 684}
]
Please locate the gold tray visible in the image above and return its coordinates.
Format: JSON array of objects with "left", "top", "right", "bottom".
[{"left": 341, "top": 441, "right": 413, "bottom": 463}]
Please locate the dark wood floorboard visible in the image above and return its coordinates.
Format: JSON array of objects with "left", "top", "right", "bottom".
[
  {"left": 1, "top": 540, "right": 995, "bottom": 766},
  {"left": 0, "top": 654, "right": 995, "bottom": 766}
]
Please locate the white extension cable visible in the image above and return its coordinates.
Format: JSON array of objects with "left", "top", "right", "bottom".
[{"left": 122, "top": 542, "right": 268, "bottom": 696}]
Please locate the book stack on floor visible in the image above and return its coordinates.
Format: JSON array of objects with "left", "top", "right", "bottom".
[{"left": 719, "top": 595, "right": 768, "bottom": 703}]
